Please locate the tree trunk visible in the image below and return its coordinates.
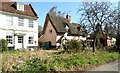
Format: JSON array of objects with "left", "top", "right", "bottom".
[
  {"left": 93, "top": 37, "right": 96, "bottom": 52},
  {"left": 116, "top": 34, "right": 120, "bottom": 53}
]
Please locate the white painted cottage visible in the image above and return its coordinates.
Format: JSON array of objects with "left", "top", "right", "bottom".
[{"left": 0, "top": 2, "right": 38, "bottom": 50}]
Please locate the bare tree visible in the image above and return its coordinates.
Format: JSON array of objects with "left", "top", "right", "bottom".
[
  {"left": 38, "top": 25, "right": 43, "bottom": 38},
  {"left": 49, "top": 6, "right": 67, "bottom": 18},
  {"left": 57, "top": 11, "right": 66, "bottom": 17},
  {"left": 78, "top": 2, "right": 115, "bottom": 52}
]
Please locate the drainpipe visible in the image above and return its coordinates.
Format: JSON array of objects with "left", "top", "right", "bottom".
[{"left": 13, "top": 30, "right": 15, "bottom": 50}]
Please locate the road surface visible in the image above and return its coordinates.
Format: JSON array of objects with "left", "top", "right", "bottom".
[{"left": 86, "top": 59, "right": 120, "bottom": 73}]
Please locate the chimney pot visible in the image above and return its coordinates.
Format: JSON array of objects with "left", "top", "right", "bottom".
[{"left": 66, "top": 14, "right": 71, "bottom": 22}]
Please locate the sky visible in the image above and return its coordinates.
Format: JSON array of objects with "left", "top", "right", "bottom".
[
  {"left": 15, "top": 0, "right": 120, "bottom": 2},
  {"left": 14, "top": 0, "right": 120, "bottom": 27},
  {"left": 24, "top": 2, "right": 82, "bottom": 27}
]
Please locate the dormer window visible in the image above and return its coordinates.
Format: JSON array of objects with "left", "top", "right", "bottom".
[
  {"left": 65, "top": 25, "right": 69, "bottom": 31},
  {"left": 17, "top": 3, "right": 24, "bottom": 11}
]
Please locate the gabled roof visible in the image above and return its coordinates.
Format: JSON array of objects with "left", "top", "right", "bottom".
[
  {"left": 43, "top": 12, "right": 82, "bottom": 36},
  {"left": 0, "top": 2, "right": 38, "bottom": 18},
  {"left": 48, "top": 12, "right": 69, "bottom": 33}
]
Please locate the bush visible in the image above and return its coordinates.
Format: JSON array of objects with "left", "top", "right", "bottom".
[
  {"left": 64, "top": 39, "right": 85, "bottom": 53},
  {"left": 38, "top": 38, "right": 43, "bottom": 48},
  {"left": 0, "top": 39, "right": 8, "bottom": 51}
]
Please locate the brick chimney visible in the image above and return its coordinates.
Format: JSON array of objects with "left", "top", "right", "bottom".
[{"left": 66, "top": 13, "right": 71, "bottom": 22}]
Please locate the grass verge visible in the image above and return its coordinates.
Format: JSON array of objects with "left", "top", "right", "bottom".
[
  {"left": 0, "top": 50, "right": 18, "bottom": 55},
  {"left": 16, "top": 51, "right": 119, "bottom": 72}
]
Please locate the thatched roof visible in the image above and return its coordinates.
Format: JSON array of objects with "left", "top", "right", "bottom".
[
  {"left": 48, "top": 12, "right": 68, "bottom": 33},
  {"left": 43, "top": 12, "right": 82, "bottom": 36}
]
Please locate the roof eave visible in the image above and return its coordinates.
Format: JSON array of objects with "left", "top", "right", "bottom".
[{"left": 29, "top": 4, "right": 38, "bottom": 18}]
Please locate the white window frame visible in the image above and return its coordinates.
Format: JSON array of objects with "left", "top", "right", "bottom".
[
  {"left": 18, "top": 17, "right": 24, "bottom": 26},
  {"left": 18, "top": 36, "right": 23, "bottom": 43},
  {"left": 28, "top": 36, "right": 33, "bottom": 44},
  {"left": 29, "top": 19, "right": 33, "bottom": 27},
  {"left": 6, "top": 15, "right": 13, "bottom": 25},
  {"left": 17, "top": 3, "right": 24, "bottom": 11},
  {"left": 6, "top": 35, "right": 13, "bottom": 44}
]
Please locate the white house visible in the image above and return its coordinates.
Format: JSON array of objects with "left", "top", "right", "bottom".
[{"left": 0, "top": 2, "right": 38, "bottom": 50}]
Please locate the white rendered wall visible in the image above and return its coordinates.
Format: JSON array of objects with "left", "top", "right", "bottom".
[{"left": 0, "top": 13, "right": 38, "bottom": 49}]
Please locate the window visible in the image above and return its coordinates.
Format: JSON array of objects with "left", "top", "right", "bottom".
[
  {"left": 29, "top": 19, "right": 33, "bottom": 27},
  {"left": 49, "top": 30, "right": 52, "bottom": 33},
  {"left": 18, "top": 36, "right": 23, "bottom": 43},
  {"left": 6, "top": 35, "right": 13, "bottom": 44},
  {"left": 28, "top": 36, "right": 33, "bottom": 44},
  {"left": 65, "top": 25, "right": 69, "bottom": 31},
  {"left": 17, "top": 3, "right": 24, "bottom": 11},
  {"left": 18, "top": 17, "right": 24, "bottom": 26},
  {"left": 6, "top": 15, "right": 13, "bottom": 25},
  {"left": 77, "top": 27, "right": 80, "bottom": 31}
]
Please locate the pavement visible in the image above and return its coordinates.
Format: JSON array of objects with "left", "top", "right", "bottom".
[{"left": 85, "top": 59, "right": 120, "bottom": 73}]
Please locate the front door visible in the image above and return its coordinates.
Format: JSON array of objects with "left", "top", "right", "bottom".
[{"left": 18, "top": 36, "right": 23, "bottom": 49}]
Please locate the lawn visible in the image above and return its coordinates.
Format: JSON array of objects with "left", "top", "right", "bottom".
[
  {"left": 16, "top": 51, "right": 119, "bottom": 72},
  {"left": 1, "top": 50, "right": 62, "bottom": 72},
  {"left": 0, "top": 50, "right": 18, "bottom": 55},
  {"left": 1, "top": 50, "right": 120, "bottom": 72}
]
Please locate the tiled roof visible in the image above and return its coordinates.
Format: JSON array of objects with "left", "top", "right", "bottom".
[{"left": 0, "top": 2, "right": 38, "bottom": 18}]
